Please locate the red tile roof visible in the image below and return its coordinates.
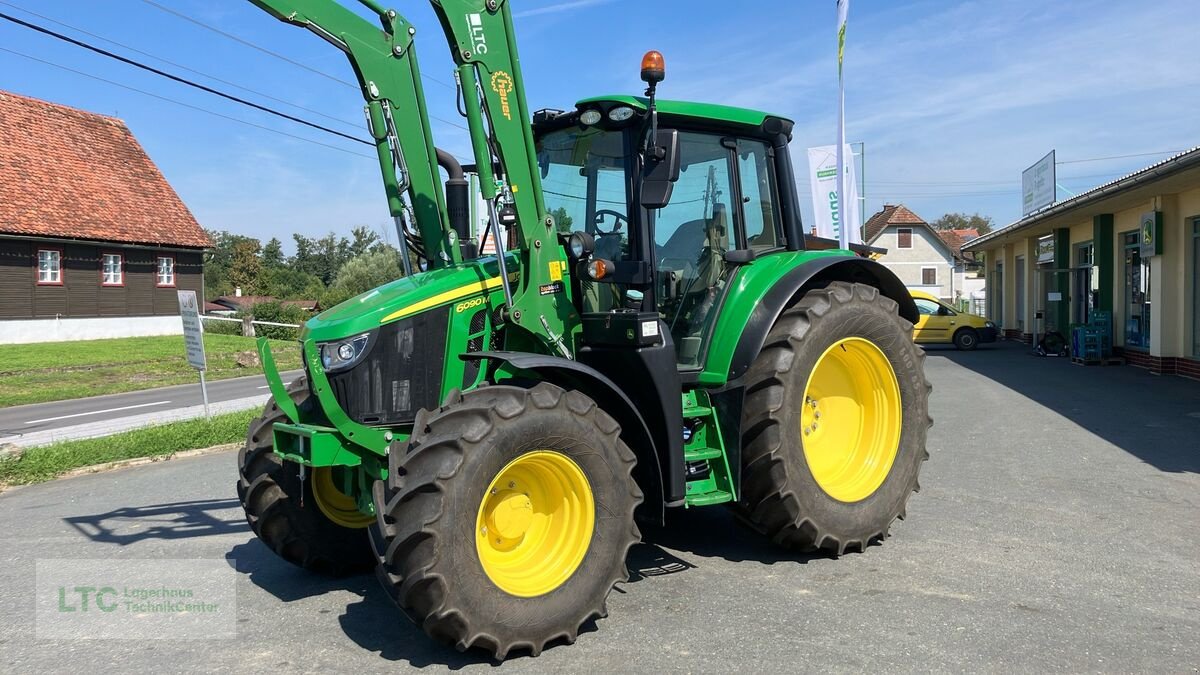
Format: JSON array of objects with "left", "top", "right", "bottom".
[
  {"left": 936, "top": 228, "right": 981, "bottom": 259},
  {"left": 0, "top": 90, "right": 209, "bottom": 248},
  {"left": 863, "top": 204, "right": 927, "bottom": 242}
]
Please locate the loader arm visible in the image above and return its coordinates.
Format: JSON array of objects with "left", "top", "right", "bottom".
[{"left": 248, "top": 0, "right": 575, "bottom": 354}]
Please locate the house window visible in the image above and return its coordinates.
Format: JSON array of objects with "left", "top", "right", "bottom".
[
  {"left": 157, "top": 256, "right": 176, "bottom": 287},
  {"left": 37, "top": 249, "right": 63, "bottom": 285},
  {"left": 921, "top": 267, "right": 937, "bottom": 285},
  {"left": 897, "top": 228, "right": 913, "bottom": 249},
  {"left": 101, "top": 253, "right": 123, "bottom": 286}
]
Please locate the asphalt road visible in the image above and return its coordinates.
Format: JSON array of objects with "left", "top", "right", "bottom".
[
  {"left": 0, "top": 370, "right": 303, "bottom": 445},
  {"left": 1, "top": 343, "right": 1197, "bottom": 672}
]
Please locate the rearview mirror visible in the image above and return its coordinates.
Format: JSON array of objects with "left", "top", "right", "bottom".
[{"left": 640, "top": 128, "right": 681, "bottom": 209}]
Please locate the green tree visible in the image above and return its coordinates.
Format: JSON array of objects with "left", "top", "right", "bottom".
[
  {"left": 322, "top": 248, "right": 402, "bottom": 308},
  {"left": 203, "top": 229, "right": 259, "bottom": 298},
  {"left": 261, "top": 237, "right": 286, "bottom": 269},
  {"left": 349, "top": 225, "right": 380, "bottom": 257},
  {"left": 227, "top": 239, "right": 262, "bottom": 294},
  {"left": 931, "top": 212, "right": 994, "bottom": 235},
  {"left": 257, "top": 267, "right": 325, "bottom": 300},
  {"left": 550, "top": 206, "right": 574, "bottom": 233}
]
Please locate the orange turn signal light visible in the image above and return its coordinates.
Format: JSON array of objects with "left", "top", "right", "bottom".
[
  {"left": 640, "top": 50, "right": 665, "bottom": 84},
  {"left": 587, "top": 258, "right": 612, "bottom": 280}
]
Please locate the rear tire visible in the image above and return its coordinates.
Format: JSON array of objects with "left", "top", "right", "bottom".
[
  {"left": 953, "top": 327, "right": 979, "bottom": 351},
  {"left": 370, "top": 383, "right": 641, "bottom": 660},
  {"left": 236, "top": 378, "right": 375, "bottom": 576},
  {"left": 738, "top": 281, "right": 931, "bottom": 554}
]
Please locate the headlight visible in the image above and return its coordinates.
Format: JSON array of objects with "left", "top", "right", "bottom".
[
  {"left": 985, "top": 321, "right": 997, "bottom": 328},
  {"left": 568, "top": 231, "right": 594, "bottom": 258},
  {"left": 579, "top": 109, "right": 602, "bottom": 125},
  {"left": 320, "top": 332, "right": 372, "bottom": 372},
  {"left": 608, "top": 106, "right": 635, "bottom": 122}
]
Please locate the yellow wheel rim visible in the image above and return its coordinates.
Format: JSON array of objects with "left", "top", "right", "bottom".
[
  {"left": 311, "top": 466, "right": 374, "bottom": 529},
  {"left": 475, "top": 450, "right": 595, "bottom": 597},
  {"left": 801, "top": 337, "right": 903, "bottom": 503}
]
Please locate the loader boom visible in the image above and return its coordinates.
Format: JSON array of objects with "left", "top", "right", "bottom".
[{"left": 249, "top": 0, "right": 573, "bottom": 353}]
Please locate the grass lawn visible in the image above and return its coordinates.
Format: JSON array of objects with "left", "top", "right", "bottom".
[
  {"left": 0, "top": 409, "right": 256, "bottom": 488},
  {"left": 0, "top": 334, "right": 303, "bottom": 408}
]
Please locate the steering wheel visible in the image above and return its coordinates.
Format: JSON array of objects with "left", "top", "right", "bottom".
[{"left": 593, "top": 209, "right": 628, "bottom": 234}]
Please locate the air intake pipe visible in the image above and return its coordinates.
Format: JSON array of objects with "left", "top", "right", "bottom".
[{"left": 437, "top": 148, "right": 477, "bottom": 259}]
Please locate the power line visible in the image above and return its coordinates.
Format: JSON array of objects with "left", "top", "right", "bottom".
[
  {"left": 137, "top": 0, "right": 457, "bottom": 92},
  {"left": 0, "top": 0, "right": 362, "bottom": 131},
  {"left": 0, "top": 11, "right": 373, "bottom": 146},
  {"left": 1056, "top": 149, "right": 1187, "bottom": 165},
  {"left": 0, "top": 46, "right": 377, "bottom": 160}
]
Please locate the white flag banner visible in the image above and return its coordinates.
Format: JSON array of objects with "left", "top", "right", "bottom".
[
  {"left": 835, "top": 0, "right": 851, "bottom": 248},
  {"left": 807, "top": 144, "right": 861, "bottom": 244}
]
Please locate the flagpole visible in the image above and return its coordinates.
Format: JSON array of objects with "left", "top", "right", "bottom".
[{"left": 836, "top": 0, "right": 850, "bottom": 249}]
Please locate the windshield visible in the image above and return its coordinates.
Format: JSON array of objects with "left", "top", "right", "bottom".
[{"left": 537, "top": 127, "right": 630, "bottom": 244}]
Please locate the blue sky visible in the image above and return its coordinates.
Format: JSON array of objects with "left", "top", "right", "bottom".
[{"left": 2, "top": 0, "right": 1197, "bottom": 250}]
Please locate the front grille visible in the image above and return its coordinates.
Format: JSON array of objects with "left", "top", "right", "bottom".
[{"left": 327, "top": 306, "right": 450, "bottom": 426}]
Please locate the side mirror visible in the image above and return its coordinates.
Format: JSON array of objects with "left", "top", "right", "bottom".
[{"left": 640, "top": 128, "right": 681, "bottom": 209}]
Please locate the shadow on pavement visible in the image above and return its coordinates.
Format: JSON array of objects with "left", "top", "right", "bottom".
[
  {"left": 930, "top": 341, "right": 1200, "bottom": 473},
  {"left": 64, "top": 498, "right": 246, "bottom": 545},
  {"left": 636, "top": 506, "right": 834, "bottom": 566}
]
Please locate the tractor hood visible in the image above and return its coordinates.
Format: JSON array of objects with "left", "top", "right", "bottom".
[{"left": 302, "top": 255, "right": 516, "bottom": 343}]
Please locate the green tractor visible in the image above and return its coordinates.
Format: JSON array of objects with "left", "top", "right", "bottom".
[{"left": 238, "top": 0, "right": 930, "bottom": 659}]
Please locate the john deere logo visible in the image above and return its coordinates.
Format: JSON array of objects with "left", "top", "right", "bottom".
[{"left": 490, "top": 71, "right": 514, "bottom": 120}]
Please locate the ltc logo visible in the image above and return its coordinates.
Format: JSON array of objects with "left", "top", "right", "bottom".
[
  {"left": 58, "top": 586, "right": 118, "bottom": 612},
  {"left": 490, "top": 71, "right": 514, "bottom": 120},
  {"left": 466, "top": 13, "right": 488, "bottom": 55}
]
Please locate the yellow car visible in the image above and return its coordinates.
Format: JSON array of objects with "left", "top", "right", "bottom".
[{"left": 910, "top": 290, "right": 998, "bottom": 350}]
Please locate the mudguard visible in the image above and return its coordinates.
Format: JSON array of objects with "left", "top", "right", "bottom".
[
  {"left": 728, "top": 256, "right": 918, "bottom": 380},
  {"left": 462, "top": 351, "right": 671, "bottom": 522}
]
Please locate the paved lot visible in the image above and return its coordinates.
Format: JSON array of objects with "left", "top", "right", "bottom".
[{"left": 1, "top": 343, "right": 1197, "bottom": 672}]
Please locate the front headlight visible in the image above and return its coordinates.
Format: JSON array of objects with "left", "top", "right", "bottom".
[
  {"left": 319, "top": 332, "right": 372, "bottom": 372},
  {"left": 985, "top": 321, "right": 997, "bottom": 329}
]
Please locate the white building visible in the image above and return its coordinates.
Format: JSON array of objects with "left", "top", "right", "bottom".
[{"left": 864, "top": 204, "right": 978, "bottom": 304}]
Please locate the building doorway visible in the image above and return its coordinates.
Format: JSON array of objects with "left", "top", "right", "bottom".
[
  {"left": 1015, "top": 255, "right": 1025, "bottom": 334},
  {"left": 1123, "top": 231, "right": 1151, "bottom": 349}
]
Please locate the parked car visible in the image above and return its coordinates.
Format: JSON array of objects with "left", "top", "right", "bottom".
[{"left": 909, "top": 290, "right": 998, "bottom": 350}]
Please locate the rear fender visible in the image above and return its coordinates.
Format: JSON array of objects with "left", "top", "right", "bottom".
[
  {"left": 728, "top": 257, "right": 917, "bottom": 380},
  {"left": 462, "top": 351, "right": 667, "bottom": 524}
]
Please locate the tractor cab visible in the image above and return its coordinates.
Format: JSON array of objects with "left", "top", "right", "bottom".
[{"left": 533, "top": 96, "right": 800, "bottom": 369}]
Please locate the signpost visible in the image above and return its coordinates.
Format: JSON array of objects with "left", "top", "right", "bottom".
[
  {"left": 1022, "top": 150, "right": 1056, "bottom": 216},
  {"left": 177, "top": 290, "right": 210, "bottom": 419}
]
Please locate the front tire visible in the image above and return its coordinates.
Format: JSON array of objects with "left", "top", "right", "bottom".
[
  {"left": 371, "top": 383, "right": 641, "bottom": 659},
  {"left": 953, "top": 327, "right": 980, "bottom": 351},
  {"left": 236, "top": 378, "right": 375, "bottom": 576},
  {"left": 738, "top": 281, "right": 931, "bottom": 554}
]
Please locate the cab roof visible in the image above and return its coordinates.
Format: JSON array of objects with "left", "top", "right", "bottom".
[{"left": 575, "top": 95, "right": 790, "bottom": 128}]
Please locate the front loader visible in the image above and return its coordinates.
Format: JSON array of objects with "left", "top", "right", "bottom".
[{"left": 236, "top": 0, "right": 931, "bottom": 659}]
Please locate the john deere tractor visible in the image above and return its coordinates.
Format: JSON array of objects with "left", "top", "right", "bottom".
[{"left": 238, "top": 0, "right": 930, "bottom": 659}]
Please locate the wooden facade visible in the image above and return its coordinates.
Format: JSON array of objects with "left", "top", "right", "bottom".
[{"left": 0, "top": 238, "right": 203, "bottom": 320}]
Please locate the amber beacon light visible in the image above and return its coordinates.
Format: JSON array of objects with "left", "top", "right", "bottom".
[{"left": 640, "top": 50, "right": 665, "bottom": 84}]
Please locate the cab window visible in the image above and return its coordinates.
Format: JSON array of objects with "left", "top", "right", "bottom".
[
  {"left": 736, "top": 139, "right": 782, "bottom": 250},
  {"left": 653, "top": 132, "right": 738, "bottom": 367}
]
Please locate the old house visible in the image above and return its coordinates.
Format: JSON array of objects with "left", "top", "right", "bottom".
[{"left": 0, "top": 90, "right": 209, "bottom": 343}]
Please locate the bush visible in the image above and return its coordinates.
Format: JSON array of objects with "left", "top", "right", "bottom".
[
  {"left": 239, "top": 301, "right": 308, "bottom": 340},
  {"left": 322, "top": 249, "right": 402, "bottom": 308},
  {"left": 200, "top": 316, "right": 241, "bottom": 335}
]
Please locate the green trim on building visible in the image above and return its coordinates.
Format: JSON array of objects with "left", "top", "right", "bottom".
[
  {"left": 1054, "top": 227, "right": 1071, "bottom": 331},
  {"left": 1093, "top": 214, "right": 1114, "bottom": 312}
]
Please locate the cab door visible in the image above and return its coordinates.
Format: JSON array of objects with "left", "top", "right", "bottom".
[{"left": 913, "top": 297, "right": 952, "bottom": 342}]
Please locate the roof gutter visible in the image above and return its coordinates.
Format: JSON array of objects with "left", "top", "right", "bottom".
[
  {"left": 963, "top": 147, "right": 1200, "bottom": 252},
  {"left": 0, "top": 232, "right": 209, "bottom": 252}
]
